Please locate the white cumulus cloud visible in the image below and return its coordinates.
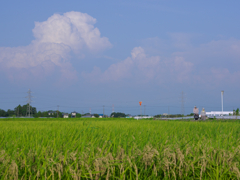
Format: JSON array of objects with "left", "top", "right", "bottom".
[
  {"left": 0, "top": 11, "right": 112, "bottom": 81},
  {"left": 82, "top": 47, "right": 193, "bottom": 84}
]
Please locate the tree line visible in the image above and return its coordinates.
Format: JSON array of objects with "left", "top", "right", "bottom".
[
  {"left": 0, "top": 105, "right": 129, "bottom": 118},
  {"left": 0, "top": 104, "right": 37, "bottom": 117},
  {"left": 0, "top": 104, "right": 70, "bottom": 118},
  {"left": 2, "top": 105, "right": 238, "bottom": 118},
  {"left": 0, "top": 107, "right": 127, "bottom": 118}
]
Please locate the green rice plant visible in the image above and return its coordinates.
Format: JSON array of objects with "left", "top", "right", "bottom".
[{"left": 0, "top": 118, "right": 240, "bottom": 179}]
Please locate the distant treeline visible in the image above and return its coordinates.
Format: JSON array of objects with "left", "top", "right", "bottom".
[
  {"left": 0, "top": 109, "right": 15, "bottom": 117},
  {"left": 0, "top": 104, "right": 37, "bottom": 117},
  {"left": 0, "top": 104, "right": 68, "bottom": 118},
  {"left": 110, "top": 112, "right": 128, "bottom": 117}
]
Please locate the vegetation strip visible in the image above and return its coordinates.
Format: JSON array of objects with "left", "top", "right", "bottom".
[{"left": 0, "top": 118, "right": 240, "bottom": 179}]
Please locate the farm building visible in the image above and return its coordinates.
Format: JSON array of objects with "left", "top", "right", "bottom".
[
  {"left": 82, "top": 114, "right": 92, "bottom": 118},
  {"left": 206, "top": 111, "right": 233, "bottom": 117},
  {"left": 63, "top": 113, "right": 69, "bottom": 118},
  {"left": 48, "top": 110, "right": 56, "bottom": 116},
  {"left": 71, "top": 111, "right": 77, "bottom": 118}
]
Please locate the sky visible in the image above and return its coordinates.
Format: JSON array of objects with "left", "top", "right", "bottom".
[{"left": 0, "top": 0, "right": 240, "bottom": 115}]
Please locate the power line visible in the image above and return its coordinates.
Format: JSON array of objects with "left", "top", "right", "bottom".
[
  {"left": 57, "top": 105, "right": 59, "bottom": 118},
  {"left": 36, "top": 106, "right": 58, "bottom": 110},
  {"left": 103, "top": 105, "right": 105, "bottom": 117}
]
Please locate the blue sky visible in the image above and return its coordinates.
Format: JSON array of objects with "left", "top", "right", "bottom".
[{"left": 0, "top": 0, "right": 240, "bottom": 115}]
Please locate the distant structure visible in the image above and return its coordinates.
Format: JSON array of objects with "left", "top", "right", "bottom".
[
  {"left": 103, "top": 105, "right": 105, "bottom": 117},
  {"left": 82, "top": 114, "right": 92, "bottom": 118},
  {"left": 57, "top": 105, "right": 59, "bottom": 118},
  {"left": 134, "top": 116, "right": 153, "bottom": 120},
  {"left": 202, "top": 91, "right": 233, "bottom": 117},
  {"left": 205, "top": 111, "right": 233, "bottom": 117},
  {"left": 139, "top": 101, "right": 142, "bottom": 116},
  {"left": 26, "top": 89, "right": 33, "bottom": 117},
  {"left": 221, "top": 91, "right": 224, "bottom": 113},
  {"left": 63, "top": 113, "right": 69, "bottom": 118},
  {"left": 48, "top": 110, "right": 56, "bottom": 116},
  {"left": 71, "top": 111, "right": 77, "bottom": 118},
  {"left": 144, "top": 105, "right": 146, "bottom": 116}
]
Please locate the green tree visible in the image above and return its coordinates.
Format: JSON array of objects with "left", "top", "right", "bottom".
[
  {"left": 14, "top": 104, "right": 37, "bottom": 117},
  {"left": 93, "top": 114, "right": 99, "bottom": 118},
  {"left": 154, "top": 114, "right": 162, "bottom": 118},
  {"left": 82, "top": 113, "right": 90, "bottom": 116},
  {"left": 0, "top": 109, "right": 7, "bottom": 117},
  {"left": 14, "top": 105, "right": 23, "bottom": 116},
  {"left": 76, "top": 113, "right": 81, "bottom": 118},
  {"left": 236, "top": 108, "right": 239, "bottom": 115},
  {"left": 110, "top": 112, "right": 126, "bottom": 118},
  {"left": 34, "top": 111, "right": 42, "bottom": 118},
  {"left": 7, "top": 109, "right": 15, "bottom": 117},
  {"left": 58, "top": 112, "right": 63, "bottom": 118}
]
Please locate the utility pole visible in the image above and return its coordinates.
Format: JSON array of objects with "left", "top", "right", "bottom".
[
  {"left": 16, "top": 106, "right": 19, "bottom": 117},
  {"left": 181, "top": 91, "right": 185, "bottom": 115},
  {"left": 89, "top": 108, "right": 91, "bottom": 115},
  {"left": 144, "top": 105, "right": 146, "bottom": 116},
  {"left": 139, "top": 101, "right": 142, "bottom": 117},
  {"left": 168, "top": 106, "right": 170, "bottom": 118},
  {"left": 221, "top": 91, "right": 224, "bottom": 115},
  {"left": 26, "top": 89, "right": 33, "bottom": 117},
  {"left": 140, "top": 106, "right": 142, "bottom": 117},
  {"left": 57, "top": 105, "right": 59, "bottom": 118},
  {"left": 103, "top": 105, "right": 105, "bottom": 117}
]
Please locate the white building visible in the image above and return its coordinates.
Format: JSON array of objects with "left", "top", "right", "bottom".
[
  {"left": 71, "top": 111, "right": 77, "bottom": 118},
  {"left": 63, "top": 113, "right": 69, "bottom": 118},
  {"left": 48, "top": 111, "right": 56, "bottom": 116},
  {"left": 134, "top": 116, "right": 153, "bottom": 120},
  {"left": 206, "top": 111, "right": 233, "bottom": 117}
]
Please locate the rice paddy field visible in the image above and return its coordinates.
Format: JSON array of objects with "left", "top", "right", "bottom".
[{"left": 1, "top": 118, "right": 240, "bottom": 179}]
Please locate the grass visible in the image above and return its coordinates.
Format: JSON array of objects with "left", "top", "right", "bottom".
[{"left": 0, "top": 118, "right": 240, "bottom": 179}]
